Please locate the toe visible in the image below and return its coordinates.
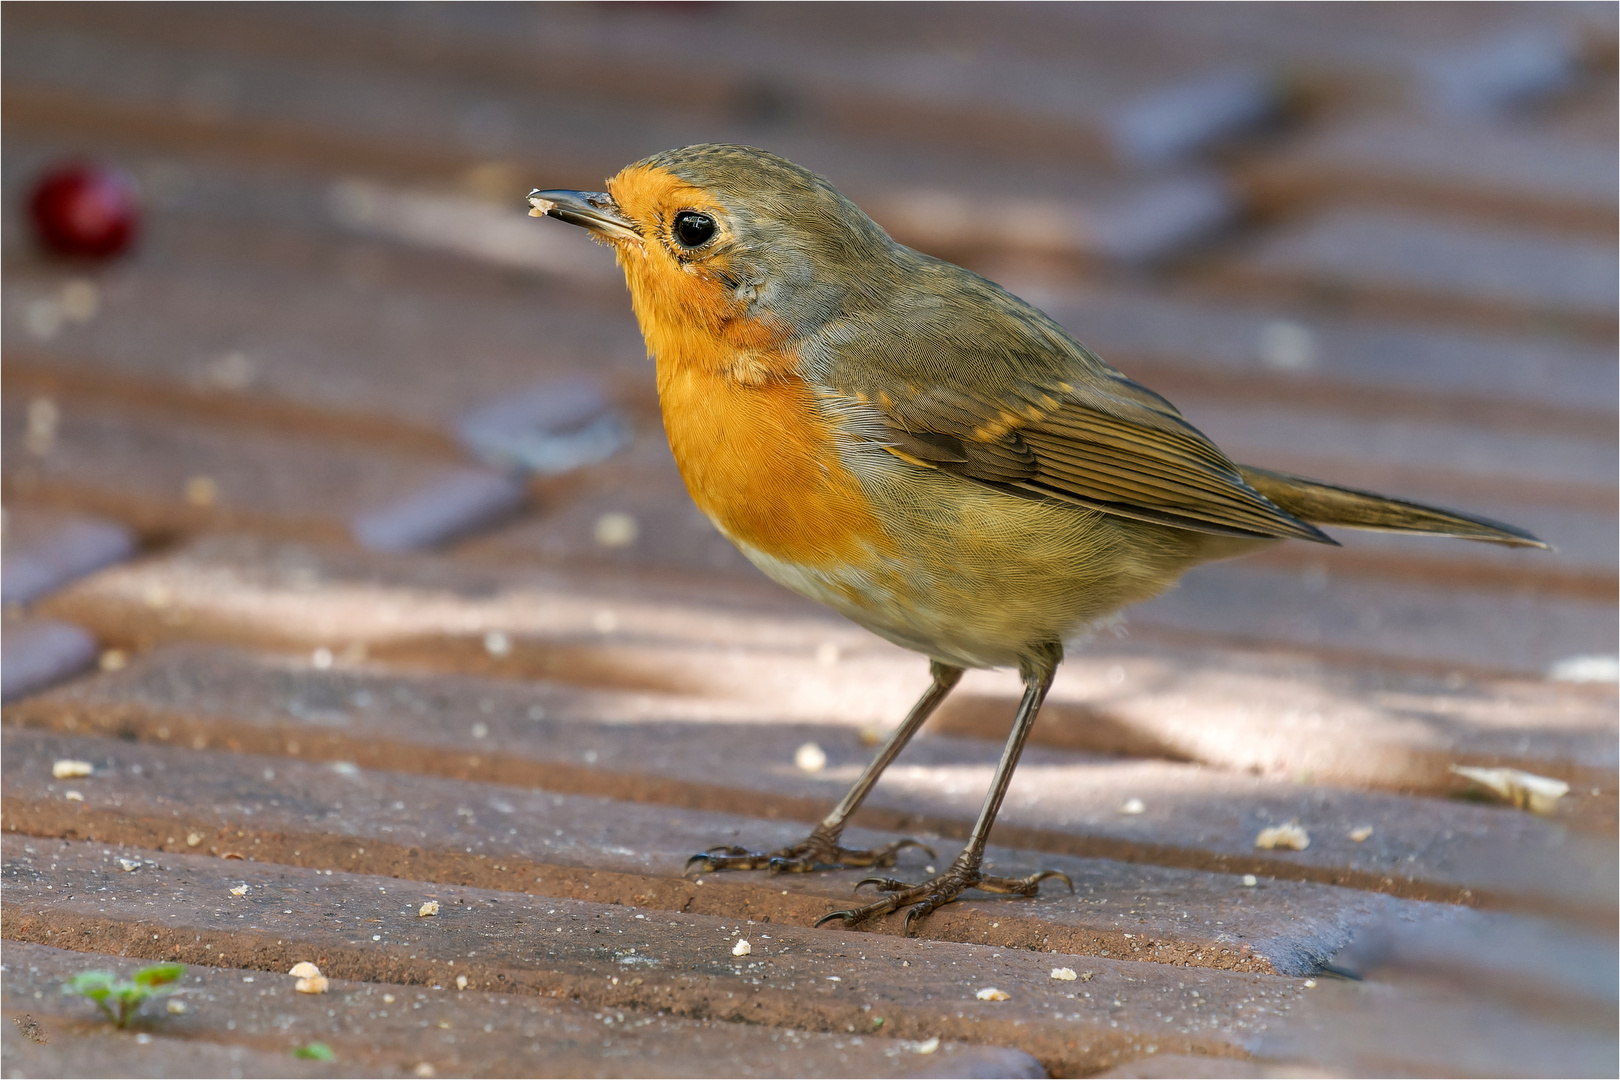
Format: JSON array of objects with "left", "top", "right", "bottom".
[{"left": 766, "top": 855, "right": 816, "bottom": 875}]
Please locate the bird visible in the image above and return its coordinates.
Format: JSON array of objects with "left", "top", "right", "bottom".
[{"left": 527, "top": 143, "right": 1546, "bottom": 933}]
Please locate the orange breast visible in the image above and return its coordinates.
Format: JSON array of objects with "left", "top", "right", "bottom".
[{"left": 656, "top": 358, "right": 889, "bottom": 570}]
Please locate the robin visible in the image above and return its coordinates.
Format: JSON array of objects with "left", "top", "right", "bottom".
[{"left": 528, "top": 144, "right": 1546, "bottom": 932}]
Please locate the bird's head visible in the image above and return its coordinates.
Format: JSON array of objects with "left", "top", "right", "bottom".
[{"left": 530, "top": 144, "right": 898, "bottom": 356}]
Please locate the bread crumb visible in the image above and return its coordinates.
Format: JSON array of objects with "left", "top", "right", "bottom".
[
  {"left": 295, "top": 975, "right": 329, "bottom": 994},
  {"left": 52, "top": 760, "right": 93, "bottom": 779},
  {"left": 1348, "top": 826, "right": 1374, "bottom": 842},
  {"left": 975, "top": 987, "right": 1010, "bottom": 1001},
  {"left": 455, "top": 975, "right": 468, "bottom": 990},
  {"left": 1050, "top": 967, "right": 1078, "bottom": 980},
  {"left": 64, "top": 791, "right": 84, "bottom": 802},
  {"left": 1242, "top": 874, "right": 1258, "bottom": 887},
  {"left": 1119, "top": 798, "right": 1146, "bottom": 815},
  {"left": 732, "top": 939, "right": 751, "bottom": 956},
  {"left": 913, "top": 1037, "right": 940, "bottom": 1055},
  {"left": 1450, "top": 765, "right": 1569, "bottom": 815},
  {"left": 289, "top": 962, "right": 322, "bottom": 979},
  {"left": 419, "top": 901, "right": 440, "bottom": 917},
  {"left": 230, "top": 885, "right": 248, "bottom": 896},
  {"left": 1255, "top": 822, "right": 1310, "bottom": 850},
  {"left": 794, "top": 742, "right": 826, "bottom": 772}
]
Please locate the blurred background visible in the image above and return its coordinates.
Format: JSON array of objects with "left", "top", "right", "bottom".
[{"left": 1, "top": 5, "right": 1616, "bottom": 1075}]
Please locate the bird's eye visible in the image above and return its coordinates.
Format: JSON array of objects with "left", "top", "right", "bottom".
[{"left": 673, "top": 211, "right": 717, "bottom": 248}]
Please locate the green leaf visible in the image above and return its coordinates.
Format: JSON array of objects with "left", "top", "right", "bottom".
[
  {"left": 293, "top": 1042, "right": 336, "bottom": 1061},
  {"left": 133, "top": 963, "right": 186, "bottom": 989},
  {"left": 63, "top": 972, "right": 118, "bottom": 1001}
]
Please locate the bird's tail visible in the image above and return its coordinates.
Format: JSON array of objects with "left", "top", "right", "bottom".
[{"left": 1238, "top": 465, "right": 1548, "bottom": 548}]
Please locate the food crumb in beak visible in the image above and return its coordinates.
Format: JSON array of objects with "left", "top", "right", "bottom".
[{"left": 528, "top": 196, "right": 558, "bottom": 217}]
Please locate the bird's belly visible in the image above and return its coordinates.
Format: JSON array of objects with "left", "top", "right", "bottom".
[
  {"left": 766, "top": 449, "right": 1270, "bottom": 669},
  {"left": 658, "top": 364, "right": 1266, "bottom": 669}
]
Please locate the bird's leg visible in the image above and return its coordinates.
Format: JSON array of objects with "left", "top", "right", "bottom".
[
  {"left": 685, "top": 661, "right": 964, "bottom": 876},
  {"left": 816, "top": 644, "right": 1073, "bottom": 933}
]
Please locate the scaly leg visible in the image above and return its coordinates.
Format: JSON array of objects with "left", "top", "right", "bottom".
[
  {"left": 685, "top": 661, "right": 963, "bottom": 876},
  {"left": 816, "top": 643, "right": 1074, "bottom": 933}
]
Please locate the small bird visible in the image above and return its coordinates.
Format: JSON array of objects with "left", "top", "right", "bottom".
[{"left": 529, "top": 144, "right": 1545, "bottom": 932}]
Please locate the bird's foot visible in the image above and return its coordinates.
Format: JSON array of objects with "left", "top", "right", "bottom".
[
  {"left": 684, "top": 826, "right": 934, "bottom": 877},
  {"left": 814, "top": 861, "right": 1073, "bottom": 934}
]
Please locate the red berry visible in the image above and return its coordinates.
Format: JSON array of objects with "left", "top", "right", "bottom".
[{"left": 29, "top": 163, "right": 139, "bottom": 258}]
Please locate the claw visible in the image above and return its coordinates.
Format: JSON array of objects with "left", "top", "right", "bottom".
[
  {"left": 814, "top": 909, "right": 857, "bottom": 928},
  {"left": 685, "top": 845, "right": 753, "bottom": 876},
  {"left": 1032, "top": 869, "right": 1075, "bottom": 893},
  {"left": 854, "top": 876, "right": 902, "bottom": 893},
  {"left": 767, "top": 855, "right": 812, "bottom": 876}
]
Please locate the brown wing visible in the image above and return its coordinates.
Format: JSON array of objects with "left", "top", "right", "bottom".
[
  {"left": 811, "top": 248, "right": 1333, "bottom": 544},
  {"left": 878, "top": 378, "right": 1335, "bottom": 544}
]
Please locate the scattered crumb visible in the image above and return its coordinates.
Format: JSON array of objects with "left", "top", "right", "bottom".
[
  {"left": 230, "top": 885, "right": 248, "bottom": 896},
  {"left": 289, "top": 962, "right": 322, "bottom": 979},
  {"left": 975, "top": 987, "right": 1010, "bottom": 1001},
  {"left": 455, "top": 975, "right": 468, "bottom": 990},
  {"left": 1348, "top": 826, "right": 1374, "bottom": 843},
  {"left": 64, "top": 791, "right": 84, "bottom": 802},
  {"left": 1450, "top": 765, "right": 1569, "bottom": 815},
  {"left": 52, "top": 759, "right": 93, "bottom": 779},
  {"left": 482, "top": 630, "right": 511, "bottom": 657},
  {"left": 99, "top": 649, "right": 127, "bottom": 671},
  {"left": 857, "top": 724, "right": 885, "bottom": 746},
  {"left": 12, "top": 1015, "right": 46, "bottom": 1043},
  {"left": 413, "top": 1063, "right": 436, "bottom": 1078},
  {"left": 186, "top": 833, "right": 203, "bottom": 847},
  {"left": 913, "top": 1037, "right": 940, "bottom": 1055},
  {"left": 1304, "top": 979, "right": 1317, "bottom": 988},
  {"left": 1255, "top": 822, "right": 1310, "bottom": 850},
  {"left": 1119, "top": 798, "right": 1146, "bottom": 815},
  {"left": 383, "top": 994, "right": 396, "bottom": 1004},
  {"left": 166, "top": 1001, "right": 187, "bottom": 1015},
  {"left": 419, "top": 901, "right": 440, "bottom": 917},
  {"left": 295, "top": 975, "right": 329, "bottom": 994},
  {"left": 794, "top": 742, "right": 827, "bottom": 773},
  {"left": 593, "top": 512, "right": 638, "bottom": 548},
  {"left": 184, "top": 475, "right": 218, "bottom": 507},
  {"left": 732, "top": 939, "right": 751, "bottom": 957},
  {"left": 1050, "top": 967, "right": 1078, "bottom": 981},
  {"left": 117, "top": 858, "right": 142, "bottom": 872},
  {"left": 1242, "top": 874, "right": 1258, "bottom": 887}
]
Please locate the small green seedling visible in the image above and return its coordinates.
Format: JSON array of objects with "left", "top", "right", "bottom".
[
  {"left": 63, "top": 963, "right": 186, "bottom": 1028},
  {"left": 293, "top": 1042, "right": 336, "bottom": 1061}
]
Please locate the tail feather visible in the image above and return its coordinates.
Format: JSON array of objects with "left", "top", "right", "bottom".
[{"left": 1239, "top": 465, "right": 1549, "bottom": 549}]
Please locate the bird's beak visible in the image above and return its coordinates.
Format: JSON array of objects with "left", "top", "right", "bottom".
[{"left": 527, "top": 189, "right": 642, "bottom": 244}]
